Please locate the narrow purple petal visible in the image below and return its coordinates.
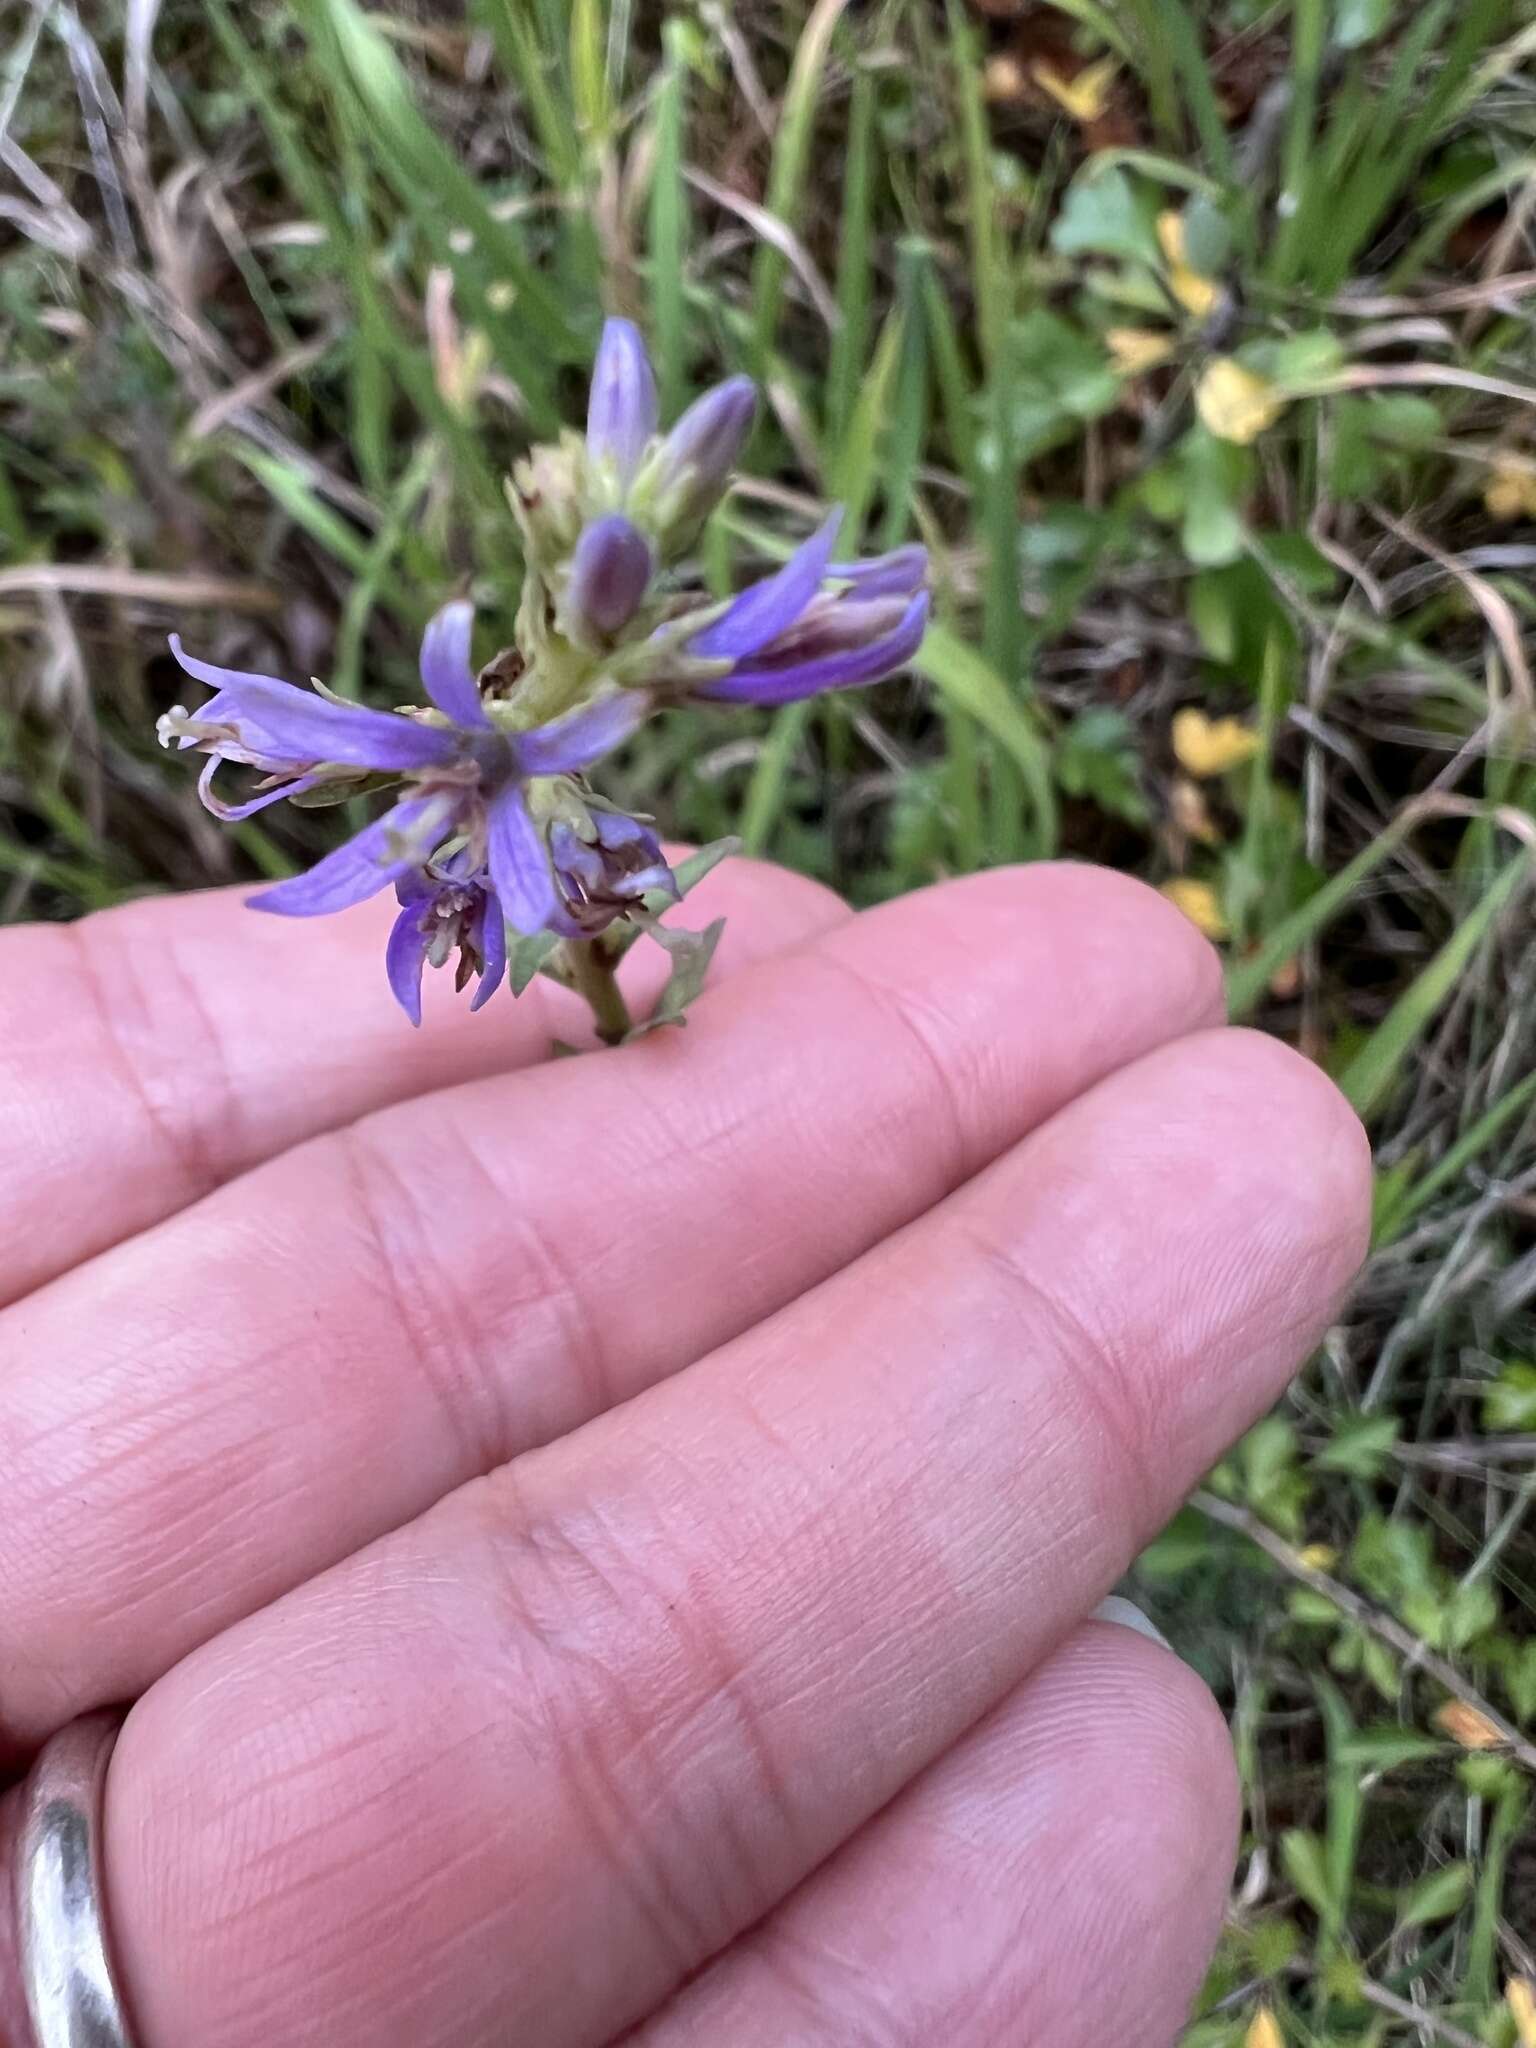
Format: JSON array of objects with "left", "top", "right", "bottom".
[
  {"left": 385, "top": 902, "right": 431, "bottom": 1026},
  {"left": 566, "top": 515, "right": 654, "bottom": 636},
  {"left": 470, "top": 896, "right": 507, "bottom": 1011},
  {"left": 196, "top": 757, "right": 324, "bottom": 820},
  {"left": 825, "top": 544, "right": 929, "bottom": 599},
  {"left": 587, "top": 317, "right": 658, "bottom": 485},
  {"left": 687, "top": 508, "right": 843, "bottom": 662},
  {"left": 170, "top": 638, "right": 459, "bottom": 772},
  {"left": 486, "top": 786, "right": 558, "bottom": 937},
  {"left": 511, "top": 690, "right": 647, "bottom": 776},
  {"left": 418, "top": 601, "right": 491, "bottom": 729},
  {"left": 248, "top": 794, "right": 457, "bottom": 918},
  {"left": 696, "top": 592, "right": 930, "bottom": 707}
]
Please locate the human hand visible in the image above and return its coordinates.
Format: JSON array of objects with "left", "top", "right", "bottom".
[{"left": 0, "top": 858, "right": 1369, "bottom": 2048}]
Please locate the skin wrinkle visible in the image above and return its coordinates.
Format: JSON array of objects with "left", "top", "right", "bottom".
[
  {"left": 797, "top": 949, "right": 972, "bottom": 1196},
  {"left": 945, "top": 1203, "right": 1163, "bottom": 1551},
  {"left": 464, "top": 1476, "right": 713, "bottom": 1979},
  {"left": 334, "top": 1121, "right": 508, "bottom": 1482},
  {"left": 630, "top": 1632, "right": 1237, "bottom": 2048},
  {"left": 449, "top": 1113, "right": 618, "bottom": 1438},
  {"left": 64, "top": 915, "right": 227, "bottom": 1219}
]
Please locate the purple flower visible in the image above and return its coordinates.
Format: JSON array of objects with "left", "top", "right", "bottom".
[
  {"left": 546, "top": 807, "right": 677, "bottom": 938},
  {"left": 565, "top": 513, "right": 654, "bottom": 640},
  {"left": 165, "top": 602, "right": 646, "bottom": 937},
  {"left": 587, "top": 317, "right": 657, "bottom": 490},
  {"left": 385, "top": 853, "right": 507, "bottom": 1027},
  {"left": 682, "top": 514, "right": 931, "bottom": 707}
]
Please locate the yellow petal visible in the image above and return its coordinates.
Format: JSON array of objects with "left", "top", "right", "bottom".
[
  {"left": 1245, "top": 2007, "right": 1285, "bottom": 2048},
  {"left": 1157, "top": 210, "right": 1220, "bottom": 317},
  {"left": 1106, "top": 326, "right": 1176, "bottom": 376},
  {"left": 1031, "top": 54, "right": 1119, "bottom": 124},
  {"left": 1508, "top": 1977, "right": 1536, "bottom": 2048},
  {"left": 1156, "top": 211, "right": 1191, "bottom": 268},
  {"left": 1297, "top": 1543, "right": 1338, "bottom": 1572},
  {"left": 1160, "top": 878, "right": 1228, "bottom": 941},
  {"left": 1170, "top": 775, "right": 1221, "bottom": 846},
  {"left": 1435, "top": 1700, "right": 1506, "bottom": 1750},
  {"left": 1196, "top": 358, "right": 1288, "bottom": 445},
  {"left": 1172, "top": 706, "right": 1262, "bottom": 778},
  {"left": 1484, "top": 458, "right": 1536, "bottom": 522}
]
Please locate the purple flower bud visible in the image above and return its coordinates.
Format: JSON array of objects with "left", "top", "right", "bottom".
[
  {"left": 652, "top": 376, "right": 758, "bottom": 533},
  {"left": 548, "top": 807, "right": 676, "bottom": 936},
  {"left": 587, "top": 317, "right": 658, "bottom": 487},
  {"left": 566, "top": 514, "right": 654, "bottom": 639}
]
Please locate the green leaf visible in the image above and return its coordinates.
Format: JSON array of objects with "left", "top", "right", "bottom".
[
  {"left": 1397, "top": 1861, "right": 1474, "bottom": 1927},
  {"left": 913, "top": 627, "right": 1057, "bottom": 858},
  {"left": 1339, "top": 854, "right": 1529, "bottom": 1119},
  {"left": 508, "top": 929, "right": 561, "bottom": 997},
  {"left": 1483, "top": 1361, "right": 1536, "bottom": 1432},
  {"left": 1442, "top": 1579, "right": 1499, "bottom": 1654},
  {"left": 629, "top": 915, "right": 727, "bottom": 1035},
  {"left": 1179, "top": 192, "right": 1232, "bottom": 275},
  {"left": 1055, "top": 708, "right": 1150, "bottom": 825},
  {"left": 1051, "top": 166, "right": 1162, "bottom": 266},
  {"left": 1280, "top": 1828, "right": 1335, "bottom": 1916},
  {"left": 667, "top": 836, "right": 742, "bottom": 905},
  {"left": 1336, "top": 1728, "right": 1444, "bottom": 1770},
  {"left": 1334, "top": 0, "right": 1399, "bottom": 50},
  {"left": 1313, "top": 1413, "right": 1401, "bottom": 1480}
]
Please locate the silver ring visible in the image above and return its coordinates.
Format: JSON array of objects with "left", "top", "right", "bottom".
[{"left": 16, "top": 1712, "right": 140, "bottom": 2048}]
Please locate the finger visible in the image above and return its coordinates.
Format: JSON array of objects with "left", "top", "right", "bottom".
[
  {"left": 629, "top": 1618, "right": 1237, "bottom": 2048},
  {"left": 0, "top": 853, "right": 843, "bottom": 1305},
  {"left": 90, "top": 1027, "right": 1366, "bottom": 2048},
  {"left": 0, "top": 866, "right": 1221, "bottom": 1753}
]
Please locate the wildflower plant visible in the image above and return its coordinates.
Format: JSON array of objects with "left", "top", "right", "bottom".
[{"left": 160, "top": 320, "right": 930, "bottom": 1042}]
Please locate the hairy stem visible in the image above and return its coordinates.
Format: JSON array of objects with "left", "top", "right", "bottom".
[{"left": 563, "top": 936, "right": 633, "bottom": 1046}]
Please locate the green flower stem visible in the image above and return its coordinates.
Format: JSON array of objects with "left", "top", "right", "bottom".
[{"left": 563, "top": 935, "right": 633, "bottom": 1046}]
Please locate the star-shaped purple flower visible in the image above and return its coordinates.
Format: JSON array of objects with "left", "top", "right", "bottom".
[{"left": 162, "top": 602, "right": 645, "bottom": 940}]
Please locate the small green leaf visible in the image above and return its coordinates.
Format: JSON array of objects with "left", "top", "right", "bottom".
[
  {"left": 1280, "top": 1828, "right": 1334, "bottom": 1916},
  {"left": 1336, "top": 1728, "right": 1443, "bottom": 1770},
  {"left": 508, "top": 929, "right": 561, "bottom": 998},
  {"left": 1051, "top": 166, "right": 1162, "bottom": 266},
  {"left": 1484, "top": 1361, "right": 1536, "bottom": 1432},
  {"left": 1055, "top": 708, "right": 1150, "bottom": 825},
  {"left": 1313, "top": 1413, "right": 1401, "bottom": 1480},
  {"left": 1397, "top": 1860, "right": 1474, "bottom": 1927},
  {"left": 1180, "top": 193, "right": 1232, "bottom": 275},
  {"left": 629, "top": 915, "right": 727, "bottom": 1035},
  {"left": 1333, "top": 0, "right": 1396, "bottom": 48}
]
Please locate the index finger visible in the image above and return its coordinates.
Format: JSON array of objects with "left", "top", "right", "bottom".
[{"left": 0, "top": 855, "right": 844, "bottom": 1305}]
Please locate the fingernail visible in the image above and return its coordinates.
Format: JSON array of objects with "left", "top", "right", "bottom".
[{"left": 1091, "top": 1594, "right": 1172, "bottom": 1650}]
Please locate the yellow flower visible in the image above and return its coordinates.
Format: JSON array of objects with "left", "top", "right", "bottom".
[
  {"left": 1157, "top": 210, "right": 1220, "bottom": 318},
  {"left": 1032, "top": 55, "right": 1119, "bottom": 125},
  {"left": 1484, "top": 457, "right": 1536, "bottom": 522},
  {"left": 1508, "top": 1977, "right": 1536, "bottom": 2048},
  {"left": 1245, "top": 2007, "right": 1284, "bottom": 2048},
  {"left": 1161, "top": 878, "right": 1228, "bottom": 941},
  {"left": 1106, "top": 327, "right": 1176, "bottom": 376},
  {"left": 1434, "top": 1700, "right": 1506, "bottom": 1751},
  {"left": 1172, "top": 707, "right": 1262, "bottom": 778},
  {"left": 1196, "top": 358, "right": 1288, "bottom": 445}
]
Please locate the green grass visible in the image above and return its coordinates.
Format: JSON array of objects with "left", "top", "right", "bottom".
[{"left": 3, "top": 1, "right": 1535, "bottom": 2037}]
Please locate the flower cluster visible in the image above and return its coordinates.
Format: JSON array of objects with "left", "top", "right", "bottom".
[{"left": 160, "top": 319, "right": 930, "bottom": 1028}]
